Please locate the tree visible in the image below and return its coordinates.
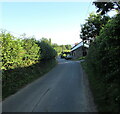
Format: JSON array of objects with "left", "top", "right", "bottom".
[
  {"left": 85, "top": 14, "right": 120, "bottom": 112},
  {"left": 60, "top": 45, "right": 66, "bottom": 52},
  {"left": 40, "top": 37, "right": 52, "bottom": 45},
  {"left": 65, "top": 45, "right": 71, "bottom": 50},
  {"left": 52, "top": 43, "right": 62, "bottom": 54},
  {"left": 80, "top": 13, "right": 110, "bottom": 44},
  {"left": 93, "top": 1, "right": 120, "bottom": 15},
  {"left": 37, "top": 39, "right": 57, "bottom": 60}
]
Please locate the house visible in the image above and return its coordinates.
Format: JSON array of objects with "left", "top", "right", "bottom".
[{"left": 71, "top": 41, "right": 89, "bottom": 59}]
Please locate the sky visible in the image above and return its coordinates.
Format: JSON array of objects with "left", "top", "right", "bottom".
[{"left": 1, "top": 2, "right": 99, "bottom": 45}]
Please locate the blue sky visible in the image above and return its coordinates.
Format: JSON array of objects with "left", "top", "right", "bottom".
[{"left": 1, "top": 2, "right": 97, "bottom": 45}]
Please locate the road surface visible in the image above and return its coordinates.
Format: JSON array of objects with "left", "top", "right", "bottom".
[{"left": 2, "top": 58, "right": 97, "bottom": 112}]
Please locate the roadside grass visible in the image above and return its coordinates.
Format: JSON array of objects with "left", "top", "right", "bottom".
[
  {"left": 2, "top": 59, "right": 57, "bottom": 100},
  {"left": 72, "top": 56, "right": 85, "bottom": 61},
  {"left": 80, "top": 61, "right": 120, "bottom": 112}
]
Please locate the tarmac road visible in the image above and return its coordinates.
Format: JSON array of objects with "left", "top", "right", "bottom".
[{"left": 2, "top": 58, "right": 97, "bottom": 112}]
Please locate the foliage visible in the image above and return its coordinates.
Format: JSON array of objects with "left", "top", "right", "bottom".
[
  {"left": 40, "top": 37, "right": 52, "bottom": 45},
  {"left": 21, "top": 38, "right": 40, "bottom": 66},
  {"left": 1, "top": 32, "right": 57, "bottom": 70},
  {"left": 72, "top": 56, "right": 85, "bottom": 61},
  {"left": 84, "top": 14, "right": 120, "bottom": 112},
  {"left": 1, "top": 31, "right": 40, "bottom": 70},
  {"left": 37, "top": 38, "right": 57, "bottom": 60},
  {"left": 64, "top": 45, "right": 71, "bottom": 50},
  {"left": 2, "top": 59, "right": 57, "bottom": 99},
  {"left": 80, "top": 13, "right": 110, "bottom": 44},
  {"left": 52, "top": 43, "right": 63, "bottom": 55},
  {"left": 52, "top": 43, "right": 71, "bottom": 55},
  {"left": 78, "top": 56, "right": 85, "bottom": 60},
  {"left": 93, "top": 1, "right": 120, "bottom": 15},
  {"left": 1, "top": 31, "right": 58, "bottom": 99}
]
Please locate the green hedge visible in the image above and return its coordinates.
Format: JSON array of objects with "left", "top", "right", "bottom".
[
  {"left": 84, "top": 14, "right": 120, "bottom": 112},
  {"left": 37, "top": 40, "right": 57, "bottom": 60},
  {"left": 1, "top": 31, "right": 40, "bottom": 70},
  {"left": 1, "top": 31, "right": 57, "bottom": 70},
  {"left": 2, "top": 59, "right": 57, "bottom": 99},
  {"left": 1, "top": 31, "right": 57, "bottom": 99}
]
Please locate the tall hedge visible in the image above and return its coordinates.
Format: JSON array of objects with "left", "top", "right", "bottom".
[
  {"left": 21, "top": 38, "right": 40, "bottom": 66},
  {"left": 85, "top": 14, "right": 120, "bottom": 112},
  {"left": 1, "top": 31, "right": 57, "bottom": 99},
  {"left": 37, "top": 38, "right": 57, "bottom": 60},
  {"left": 1, "top": 31, "right": 40, "bottom": 70},
  {"left": 1, "top": 31, "right": 58, "bottom": 70}
]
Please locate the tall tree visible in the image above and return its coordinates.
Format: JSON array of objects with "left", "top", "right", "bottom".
[
  {"left": 93, "top": 1, "right": 120, "bottom": 15},
  {"left": 80, "top": 13, "right": 110, "bottom": 44},
  {"left": 40, "top": 37, "right": 52, "bottom": 45}
]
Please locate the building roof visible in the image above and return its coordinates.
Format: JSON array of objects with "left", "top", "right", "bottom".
[{"left": 71, "top": 41, "right": 89, "bottom": 52}]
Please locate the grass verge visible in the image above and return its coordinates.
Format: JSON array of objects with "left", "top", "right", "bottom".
[
  {"left": 2, "top": 59, "right": 57, "bottom": 100},
  {"left": 72, "top": 56, "right": 85, "bottom": 61}
]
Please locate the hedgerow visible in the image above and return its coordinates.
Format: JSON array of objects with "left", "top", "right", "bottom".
[
  {"left": 85, "top": 14, "right": 120, "bottom": 112},
  {"left": 1, "top": 31, "right": 57, "bottom": 99},
  {"left": 1, "top": 31, "right": 40, "bottom": 70},
  {"left": 37, "top": 38, "right": 57, "bottom": 60}
]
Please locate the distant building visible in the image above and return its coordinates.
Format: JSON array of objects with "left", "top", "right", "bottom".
[{"left": 71, "top": 41, "right": 89, "bottom": 59}]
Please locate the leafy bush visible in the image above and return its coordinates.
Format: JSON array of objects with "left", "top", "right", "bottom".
[
  {"left": 85, "top": 14, "right": 120, "bottom": 112},
  {"left": 37, "top": 38, "right": 57, "bottom": 60},
  {"left": 21, "top": 38, "right": 40, "bottom": 66},
  {"left": 1, "top": 31, "right": 40, "bottom": 70},
  {"left": 1, "top": 31, "right": 57, "bottom": 99}
]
